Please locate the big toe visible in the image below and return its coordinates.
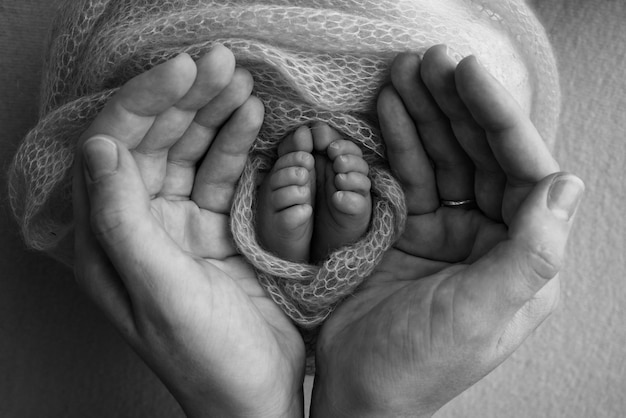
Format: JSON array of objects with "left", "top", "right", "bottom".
[{"left": 278, "top": 125, "right": 315, "bottom": 156}]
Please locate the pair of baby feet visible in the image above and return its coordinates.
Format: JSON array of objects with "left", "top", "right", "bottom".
[{"left": 257, "top": 123, "right": 372, "bottom": 263}]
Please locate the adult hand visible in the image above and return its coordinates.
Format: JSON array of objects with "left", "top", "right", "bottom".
[
  {"left": 73, "top": 47, "right": 304, "bottom": 418},
  {"left": 311, "top": 45, "right": 584, "bottom": 417}
]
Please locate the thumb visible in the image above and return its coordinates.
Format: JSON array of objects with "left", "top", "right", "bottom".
[
  {"left": 82, "top": 135, "right": 151, "bottom": 243},
  {"left": 81, "top": 135, "right": 195, "bottom": 302},
  {"left": 458, "top": 172, "right": 584, "bottom": 329}
]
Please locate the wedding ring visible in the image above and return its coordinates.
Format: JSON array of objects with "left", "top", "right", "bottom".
[{"left": 440, "top": 199, "right": 476, "bottom": 209}]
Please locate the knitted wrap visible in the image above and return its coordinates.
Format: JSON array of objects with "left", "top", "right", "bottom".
[{"left": 8, "top": 0, "right": 559, "bottom": 329}]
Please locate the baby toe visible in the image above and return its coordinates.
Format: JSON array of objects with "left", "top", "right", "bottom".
[
  {"left": 327, "top": 139, "right": 363, "bottom": 160},
  {"left": 311, "top": 122, "right": 343, "bottom": 152},
  {"left": 278, "top": 125, "right": 314, "bottom": 156},
  {"left": 332, "top": 154, "right": 369, "bottom": 176},
  {"left": 271, "top": 185, "right": 311, "bottom": 211},
  {"left": 335, "top": 172, "right": 371, "bottom": 196},
  {"left": 272, "top": 151, "right": 315, "bottom": 172},
  {"left": 331, "top": 191, "right": 370, "bottom": 216},
  {"left": 269, "top": 166, "right": 310, "bottom": 190}
]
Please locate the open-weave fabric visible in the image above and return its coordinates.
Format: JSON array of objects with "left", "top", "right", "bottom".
[{"left": 8, "top": 0, "right": 559, "bottom": 328}]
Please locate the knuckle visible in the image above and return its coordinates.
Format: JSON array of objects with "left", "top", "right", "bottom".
[
  {"left": 231, "top": 67, "right": 254, "bottom": 96},
  {"left": 523, "top": 241, "right": 563, "bottom": 282},
  {"left": 89, "top": 205, "right": 132, "bottom": 240}
]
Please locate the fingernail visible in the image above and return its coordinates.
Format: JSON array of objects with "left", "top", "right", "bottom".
[
  {"left": 83, "top": 136, "right": 118, "bottom": 180},
  {"left": 548, "top": 175, "right": 584, "bottom": 221},
  {"left": 442, "top": 45, "right": 462, "bottom": 64}
]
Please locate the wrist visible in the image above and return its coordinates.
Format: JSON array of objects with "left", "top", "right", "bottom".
[
  {"left": 180, "top": 391, "right": 304, "bottom": 418},
  {"left": 168, "top": 372, "right": 304, "bottom": 418},
  {"left": 310, "top": 364, "right": 434, "bottom": 418},
  {"left": 311, "top": 388, "right": 433, "bottom": 418}
]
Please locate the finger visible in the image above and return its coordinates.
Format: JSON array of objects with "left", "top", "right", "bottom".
[
  {"left": 420, "top": 46, "right": 506, "bottom": 221},
  {"left": 161, "top": 62, "right": 253, "bottom": 198},
  {"left": 378, "top": 84, "right": 439, "bottom": 214},
  {"left": 80, "top": 135, "right": 203, "bottom": 310},
  {"left": 405, "top": 47, "right": 474, "bottom": 202},
  {"left": 131, "top": 104, "right": 197, "bottom": 197},
  {"left": 156, "top": 46, "right": 237, "bottom": 199},
  {"left": 80, "top": 53, "right": 196, "bottom": 146},
  {"left": 192, "top": 95, "right": 265, "bottom": 213},
  {"left": 78, "top": 54, "right": 197, "bottom": 198},
  {"left": 457, "top": 173, "right": 584, "bottom": 332},
  {"left": 72, "top": 147, "right": 136, "bottom": 341},
  {"left": 455, "top": 55, "right": 559, "bottom": 179},
  {"left": 176, "top": 44, "right": 236, "bottom": 109},
  {"left": 191, "top": 67, "right": 255, "bottom": 131},
  {"left": 455, "top": 56, "right": 560, "bottom": 221}
]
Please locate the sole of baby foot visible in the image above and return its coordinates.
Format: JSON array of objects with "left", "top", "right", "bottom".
[
  {"left": 257, "top": 126, "right": 316, "bottom": 262},
  {"left": 311, "top": 126, "right": 372, "bottom": 262}
]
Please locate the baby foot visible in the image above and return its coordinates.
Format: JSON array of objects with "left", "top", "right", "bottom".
[
  {"left": 310, "top": 123, "right": 372, "bottom": 262},
  {"left": 257, "top": 126, "right": 316, "bottom": 262},
  {"left": 257, "top": 123, "right": 372, "bottom": 263}
]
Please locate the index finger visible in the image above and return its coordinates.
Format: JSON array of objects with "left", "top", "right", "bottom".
[{"left": 455, "top": 56, "right": 560, "bottom": 185}]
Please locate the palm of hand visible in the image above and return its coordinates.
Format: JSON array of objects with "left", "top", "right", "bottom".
[
  {"left": 149, "top": 196, "right": 303, "bottom": 360},
  {"left": 74, "top": 49, "right": 305, "bottom": 416},
  {"left": 318, "top": 208, "right": 506, "bottom": 409}
]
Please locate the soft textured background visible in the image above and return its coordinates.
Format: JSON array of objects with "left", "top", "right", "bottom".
[{"left": 1, "top": 0, "right": 624, "bottom": 416}]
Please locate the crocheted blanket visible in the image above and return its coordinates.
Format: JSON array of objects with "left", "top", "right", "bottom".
[{"left": 8, "top": 0, "right": 559, "bottom": 329}]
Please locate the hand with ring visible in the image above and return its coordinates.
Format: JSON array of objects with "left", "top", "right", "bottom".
[{"left": 310, "top": 45, "right": 584, "bottom": 417}]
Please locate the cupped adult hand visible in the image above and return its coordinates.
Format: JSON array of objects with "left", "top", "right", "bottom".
[
  {"left": 311, "top": 45, "right": 584, "bottom": 417},
  {"left": 72, "top": 47, "right": 305, "bottom": 418}
]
